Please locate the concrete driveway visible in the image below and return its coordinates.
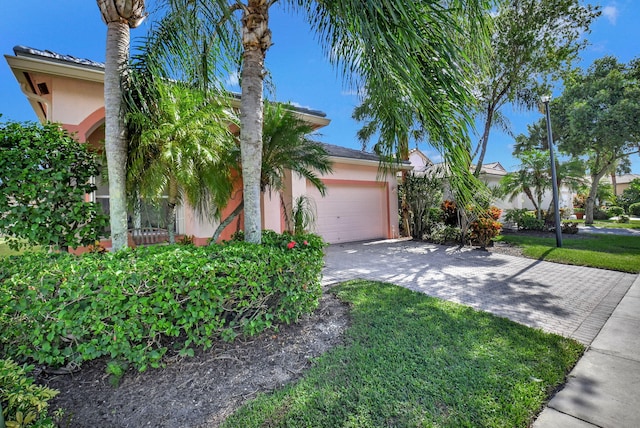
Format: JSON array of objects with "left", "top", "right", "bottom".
[{"left": 323, "top": 238, "right": 635, "bottom": 345}]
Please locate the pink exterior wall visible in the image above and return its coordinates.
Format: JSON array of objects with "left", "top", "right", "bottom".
[{"left": 10, "top": 61, "right": 400, "bottom": 246}]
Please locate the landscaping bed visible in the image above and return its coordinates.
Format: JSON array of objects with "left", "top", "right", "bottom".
[{"left": 41, "top": 291, "right": 350, "bottom": 428}]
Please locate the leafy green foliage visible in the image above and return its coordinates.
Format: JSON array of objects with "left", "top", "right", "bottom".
[
  {"left": 0, "top": 232, "right": 325, "bottom": 372},
  {"left": 426, "top": 223, "right": 461, "bottom": 245},
  {"left": 629, "top": 203, "right": 640, "bottom": 217},
  {"left": 617, "top": 215, "right": 630, "bottom": 224},
  {"left": 608, "top": 206, "right": 624, "bottom": 216},
  {"left": 499, "top": 150, "right": 551, "bottom": 219},
  {"left": 0, "top": 121, "right": 108, "bottom": 251},
  {"left": 399, "top": 171, "right": 445, "bottom": 239},
  {"left": 619, "top": 179, "right": 640, "bottom": 211},
  {"left": 553, "top": 56, "right": 640, "bottom": 224},
  {"left": 504, "top": 209, "right": 545, "bottom": 231},
  {"left": 0, "top": 358, "right": 58, "bottom": 428},
  {"left": 472, "top": 0, "right": 599, "bottom": 175},
  {"left": 222, "top": 280, "right": 583, "bottom": 427}
]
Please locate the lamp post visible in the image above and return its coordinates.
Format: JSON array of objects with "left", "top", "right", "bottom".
[{"left": 541, "top": 95, "right": 562, "bottom": 248}]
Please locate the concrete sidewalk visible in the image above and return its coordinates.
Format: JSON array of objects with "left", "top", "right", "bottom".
[
  {"left": 322, "top": 239, "right": 639, "bottom": 427},
  {"left": 534, "top": 273, "right": 640, "bottom": 427}
]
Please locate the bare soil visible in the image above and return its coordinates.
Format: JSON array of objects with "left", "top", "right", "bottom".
[{"left": 40, "top": 291, "right": 351, "bottom": 428}]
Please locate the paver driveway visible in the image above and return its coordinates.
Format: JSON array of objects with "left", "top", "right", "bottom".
[{"left": 323, "top": 238, "right": 636, "bottom": 345}]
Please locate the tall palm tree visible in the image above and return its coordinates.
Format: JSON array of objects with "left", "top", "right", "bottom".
[
  {"left": 96, "top": 0, "right": 146, "bottom": 250},
  {"left": 146, "top": 0, "right": 490, "bottom": 244},
  {"left": 211, "top": 103, "right": 333, "bottom": 243},
  {"left": 127, "top": 80, "right": 236, "bottom": 243}
]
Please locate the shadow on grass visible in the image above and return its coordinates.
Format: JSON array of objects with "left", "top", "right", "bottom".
[{"left": 223, "top": 280, "right": 584, "bottom": 428}]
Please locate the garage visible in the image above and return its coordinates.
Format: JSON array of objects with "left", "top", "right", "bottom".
[{"left": 307, "top": 180, "right": 388, "bottom": 244}]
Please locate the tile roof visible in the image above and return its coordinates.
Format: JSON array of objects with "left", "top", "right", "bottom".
[{"left": 12, "top": 45, "right": 327, "bottom": 119}]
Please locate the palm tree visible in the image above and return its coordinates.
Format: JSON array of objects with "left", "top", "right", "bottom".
[
  {"left": 127, "top": 80, "right": 236, "bottom": 243},
  {"left": 146, "top": 0, "right": 490, "bottom": 244},
  {"left": 96, "top": 0, "right": 146, "bottom": 250},
  {"left": 211, "top": 103, "right": 333, "bottom": 243},
  {"left": 499, "top": 150, "right": 550, "bottom": 219}
]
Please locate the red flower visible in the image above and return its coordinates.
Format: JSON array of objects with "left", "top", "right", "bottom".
[
  {"left": 303, "top": 240, "right": 309, "bottom": 246},
  {"left": 287, "top": 241, "right": 296, "bottom": 249}
]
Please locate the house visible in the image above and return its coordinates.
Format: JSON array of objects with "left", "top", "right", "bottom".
[
  {"left": 5, "top": 45, "right": 404, "bottom": 247},
  {"left": 407, "top": 148, "right": 575, "bottom": 213},
  {"left": 603, "top": 173, "right": 640, "bottom": 197}
]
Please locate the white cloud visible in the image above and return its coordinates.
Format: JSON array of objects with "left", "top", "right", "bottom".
[
  {"left": 225, "top": 71, "right": 239, "bottom": 87},
  {"left": 289, "top": 101, "right": 312, "bottom": 110},
  {"left": 602, "top": 5, "right": 619, "bottom": 25}
]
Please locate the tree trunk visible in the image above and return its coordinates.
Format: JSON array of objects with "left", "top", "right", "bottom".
[
  {"left": 104, "top": 20, "right": 130, "bottom": 251},
  {"left": 611, "top": 172, "right": 618, "bottom": 196},
  {"left": 211, "top": 200, "right": 244, "bottom": 244},
  {"left": 239, "top": 1, "right": 271, "bottom": 244},
  {"left": 473, "top": 105, "right": 494, "bottom": 177},
  {"left": 166, "top": 178, "right": 179, "bottom": 244}
]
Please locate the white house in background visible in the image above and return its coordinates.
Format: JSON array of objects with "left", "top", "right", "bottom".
[
  {"left": 5, "top": 45, "right": 406, "bottom": 248},
  {"left": 408, "top": 148, "right": 575, "bottom": 213}
]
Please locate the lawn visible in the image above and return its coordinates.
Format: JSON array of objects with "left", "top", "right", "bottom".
[
  {"left": 496, "top": 233, "right": 640, "bottom": 273},
  {"left": 222, "top": 280, "right": 583, "bottom": 428},
  {"left": 578, "top": 219, "right": 640, "bottom": 229},
  {"left": 0, "top": 240, "right": 21, "bottom": 257},
  {"left": 0, "top": 240, "right": 40, "bottom": 257}
]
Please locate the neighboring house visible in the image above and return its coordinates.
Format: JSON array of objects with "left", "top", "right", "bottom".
[
  {"left": 603, "top": 173, "right": 640, "bottom": 197},
  {"left": 408, "top": 148, "right": 575, "bottom": 214},
  {"left": 5, "top": 45, "right": 404, "bottom": 246}
]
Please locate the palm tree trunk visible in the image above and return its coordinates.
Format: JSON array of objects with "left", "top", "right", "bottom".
[
  {"left": 104, "top": 20, "right": 131, "bottom": 251},
  {"left": 239, "top": 0, "right": 271, "bottom": 244},
  {"left": 166, "top": 178, "right": 179, "bottom": 244},
  {"left": 211, "top": 200, "right": 244, "bottom": 244}
]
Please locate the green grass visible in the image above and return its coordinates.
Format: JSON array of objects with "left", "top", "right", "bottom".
[
  {"left": 222, "top": 281, "right": 583, "bottom": 428},
  {"left": 497, "top": 234, "right": 640, "bottom": 273},
  {"left": 578, "top": 219, "right": 640, "bottom": 229},
  {"left": 0, "top": 241, "right": 21, "bottom": 257}
]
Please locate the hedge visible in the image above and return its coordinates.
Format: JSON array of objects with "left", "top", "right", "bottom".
[{"left": 0, "top": 232, "right": 325, "bottom": 372}]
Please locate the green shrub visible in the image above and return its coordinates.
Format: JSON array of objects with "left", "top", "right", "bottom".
[
  {"left": 593, "top": 207, "right": 612, "bottom": 220},
  {"left": 505, "top": 209, "right": 545, "bottom": 231},
  {"left": 561, "top": 222, "right": 579, "bottom": 234},
  {"left": 629, "top": 203, "right": 640, "bottom": 217},
  {"left": 0, "top": 232, "right": 325, "bottom": 372},
  {"left": 617, "top": 215, "right": 630, "bottom": 224},
  {"left": 0, "top": 358, "right": 58, "bottom": 427},
  {"left": 0, "top": 121, "right": 108, "bottom": 251},
  {"left": 608, "top": 206, "right": 624, "bottom": 216},
  {"left": 427, "top": 222, "right": 461, "bottom": 244}
]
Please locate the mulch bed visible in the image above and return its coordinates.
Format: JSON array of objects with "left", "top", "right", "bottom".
[{"left": 40, "top": 292, "right": 351, "bottom": 428}]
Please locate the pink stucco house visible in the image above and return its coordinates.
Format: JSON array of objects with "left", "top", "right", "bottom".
[{"left": 5, "top": 46, "right": 403, "bottom": 247}]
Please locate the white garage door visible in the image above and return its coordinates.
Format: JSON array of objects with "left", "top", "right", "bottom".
[{"left": 307, "top": 181, "right": 387, "bottom": 244}]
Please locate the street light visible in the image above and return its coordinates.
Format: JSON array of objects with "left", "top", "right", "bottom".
[{"left": 541, "top": 95, "right": 562, "bottom": 248}]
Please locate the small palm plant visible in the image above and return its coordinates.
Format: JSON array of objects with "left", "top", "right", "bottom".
[{"left": 287, "top": 195, "right": 317, "bottom": 235}]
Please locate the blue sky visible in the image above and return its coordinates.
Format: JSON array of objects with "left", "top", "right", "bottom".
[{"left": 1, "top": 0, "right": 638, "bottom": 173}]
